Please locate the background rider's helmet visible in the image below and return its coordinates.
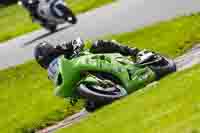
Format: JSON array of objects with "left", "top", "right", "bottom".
[
  {"left": 34, "top": 42, "right": 61, "bottom": 69},
  {"left": 136, "top": 50, "right": 157, "bottom": 65},
  {"left": 19, "top": 0, "right": 39, "bottom": 6},
  {"left": 27, "top": 0, "right": 39, "bottom": 5}
]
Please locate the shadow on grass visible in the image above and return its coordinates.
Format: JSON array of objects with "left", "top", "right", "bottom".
[{"left": 22, "top": 24, "right": 74, "bottom": 46}]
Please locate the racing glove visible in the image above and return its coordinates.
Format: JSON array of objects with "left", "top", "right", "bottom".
[{"left": 55, "top": 38, "right": 85, "bottom": 58}]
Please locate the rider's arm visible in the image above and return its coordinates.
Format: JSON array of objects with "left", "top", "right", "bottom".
[
  {"left": 90, "top": 40, "right": 139, "bottom": 56},
  {"left": 55, "top": 38, "right": 85, "bottom": 58},
  {"left": 55, "top": 41, "right": 74, "bottom": 58}
]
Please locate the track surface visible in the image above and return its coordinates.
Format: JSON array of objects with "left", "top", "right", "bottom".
[
  {"left": 0, "top": 0, "right": 200, "bottom": 69},
  {"left": 175, "top": 44, "right": 200, "bottom": 71},
  {"left": 38, "top": 44, "right": 200, "bottom": 133},
  {"left": 1, "top": 0, "right": 200, "bottom": 132}
]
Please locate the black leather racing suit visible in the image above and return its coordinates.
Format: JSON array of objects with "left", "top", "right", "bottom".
[
  {"left": 20, "top": 0, "right": 47, "bottom": 23},
  {"left": 55, "top": 40, "right": 139, "bottom": 58}
]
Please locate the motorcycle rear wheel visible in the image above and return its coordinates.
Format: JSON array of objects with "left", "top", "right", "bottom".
[
  {"left": 47, "top": 24, "right": 57, "bottom": 33},
  {"left": 42, "top": 23, "right": 57, "bottom": 33},
  {"left": 150, "top": 56, "right": 176, "bottom": 79}
]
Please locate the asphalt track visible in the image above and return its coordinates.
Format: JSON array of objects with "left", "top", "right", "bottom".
[
  {"left": 0, "top": 0, "right": 199, "bottom": 132},
  {"left": 0, "top": 0, "right": 200, "bottom": 69}
]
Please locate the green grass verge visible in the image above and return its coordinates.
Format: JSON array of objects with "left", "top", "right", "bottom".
[
  {"left": 57, "top": 64, "right": 200, "bottom": 133},
  {"left": 106, "top": 13, "right": 200, "bottom": 58},
  {"left": 56, "top": 14, "right": 200, "bottom": 133},
  {"left": 0, "top": 0, "right": 116, "bottom": 43},
  {"left": 0, "top": 61, "right": 83, "bottom": 133},
  {"left": 0, "top": 14, "right": 200, "bottom": 132}
]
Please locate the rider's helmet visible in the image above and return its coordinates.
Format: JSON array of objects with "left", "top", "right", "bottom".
[
  {"left": 34, "top": 38, "right": 85, "bottom": 69},
  {"left": 136, "top": 49, "right": 161, "bottom": 65},
  {"left": 34, "top": 42, "right": 61, "bottom": 69}
]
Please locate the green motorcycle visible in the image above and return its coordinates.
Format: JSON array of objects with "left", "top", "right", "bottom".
[{"left": 47, "top": 49, "right": 176, "bottom": 111}]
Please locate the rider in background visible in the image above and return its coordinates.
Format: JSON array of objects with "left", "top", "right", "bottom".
[
  {"left": 19, "top": 0, "right": 75, "bottom": 23},
  {"left": 19, "top": 0, "right": 45, "bottom": 22}
]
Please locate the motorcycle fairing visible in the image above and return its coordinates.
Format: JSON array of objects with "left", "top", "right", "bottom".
[{"left": 54, "top": 52, "right": 156, "bottom": 98}]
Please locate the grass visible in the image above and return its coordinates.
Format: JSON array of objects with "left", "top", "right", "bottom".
[
  {"left": 106, "top": 13, "right": 200, "bottom": 58},
  {"left": 0, "top": 61, "right": 83, "bottom": 133},
  {"left": 0, "top": 0, "right": 116, "bottom": 43},
  {"left": 0, "top": 13, "right": 200, "bottom": 132},
  {"left": 57, "top": 64, "right": 200, "bottom": 133}
]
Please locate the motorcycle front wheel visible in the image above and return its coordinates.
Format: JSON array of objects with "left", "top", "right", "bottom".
[
  {"left": 66, "top": 15, "right": 77, "bottom": 24},
  {"left": 57, "top": 5, "right": 77, "bottom": 24},
  {"left": 78, "top": 83, "right": 127, "bottom": 104}
]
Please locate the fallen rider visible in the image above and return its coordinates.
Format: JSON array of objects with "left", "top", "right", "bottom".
[{"left": 34, "top": 38, "right": 177, "bottom": 111}]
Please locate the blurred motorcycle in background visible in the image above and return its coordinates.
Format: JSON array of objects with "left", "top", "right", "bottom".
[{"left": 18, "top": 0, "right": 77, "bottom": 32}]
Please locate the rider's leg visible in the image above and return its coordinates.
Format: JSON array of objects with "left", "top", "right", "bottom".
[{"left": 90, "top": 40, "right": 139, "bottom": 56}]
